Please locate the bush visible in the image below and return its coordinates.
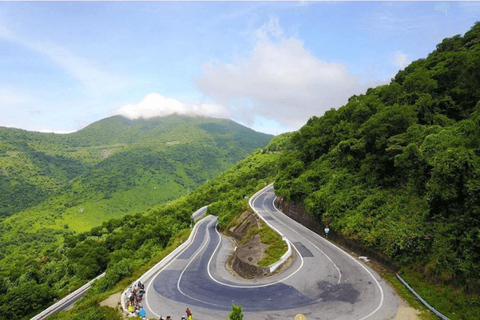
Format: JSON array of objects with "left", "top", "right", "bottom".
[{"left": 225, "top": 303, "right": 243, "bottom": 320}]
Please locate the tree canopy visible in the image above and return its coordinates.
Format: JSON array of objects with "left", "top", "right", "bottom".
[{"left": 274, "top": 22, "right": 480, "bottom": 296}]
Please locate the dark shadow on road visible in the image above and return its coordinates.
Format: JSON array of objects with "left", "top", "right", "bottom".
[{"left": 316, "top": 281, "right": 359, "bottom": 304}]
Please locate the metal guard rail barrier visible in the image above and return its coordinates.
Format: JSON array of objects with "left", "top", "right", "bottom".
[
  {"left": 121, "top": 206, "right": 208, "bottom": 315},
  {"left": 30, "top": 273, "right": 105, "bottom": 320},
  {"left": 396, "top": 274, "right": 450, "bottom": 320}
]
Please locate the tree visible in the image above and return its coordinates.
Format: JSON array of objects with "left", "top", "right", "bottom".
[{"left": 0, "top": 281, "right": 56, "bottom": 320}]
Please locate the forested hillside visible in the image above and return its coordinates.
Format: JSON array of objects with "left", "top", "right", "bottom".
[
  {"left": 0, "top": 130, "right": 285, "bottom": 320},
  {"left": 274, "top": 22, "right": 480, "bottom": 317},
  {"left": 3, "top": 20, "right": 480, "bottom": 320},
  {"left": 0, "top": 115, "right": 272, "bottom": 220},
  {"left": 0, "top": 115, "right": 273, "bottom": 319}
]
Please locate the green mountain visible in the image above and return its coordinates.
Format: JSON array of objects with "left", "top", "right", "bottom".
[
  {"left": 274, "top": 21, "right": 480, "bottom": 310},
  {"left": 42, "top": 134, "right": 286, "bottom": 320},
  {"left": 4, "top": 21, "right": 480, "bottom": 320},
  {"left": 0, "top": 115, "right": 272, "bottom": 225},
  {"left": 0, "top": 115, "right": 272, "bottom": 304},
  {"left": 0, "top": 124, "right": 281, "bottom": 320}
]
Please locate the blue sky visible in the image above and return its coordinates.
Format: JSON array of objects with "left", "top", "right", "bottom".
[{"left": 1, "top": 1, "right": 479, "bottom": 135}]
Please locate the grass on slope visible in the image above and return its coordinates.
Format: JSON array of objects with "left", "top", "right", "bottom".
[
  {"left": 23, "top": 135, "right": 288, "bottom": 320},
  {"left": 257, "top": 222, "right": 288, "bottom": 267},
  {"left": 0, "top": 115, "right": 273, "bottom": 220}
]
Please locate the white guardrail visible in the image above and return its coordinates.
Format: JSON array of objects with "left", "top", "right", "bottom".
[
  {"left": 32, "top": 186, "right": 290, "bottom": 319},
  {"left": 30, "top": 273, "right": 106, "bottom": 320},
  {"left": 396, "top": 274, "right": 451, "bottom": 320},
  {"left": 248, "top": 184, "right": 293, "bottom": 273},
  {"left": 121, "top": 206, "right": 208, "bottom": 316}
]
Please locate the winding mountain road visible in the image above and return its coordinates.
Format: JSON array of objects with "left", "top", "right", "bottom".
[{"left": 141, "top": 185, "right": 400, "bottom": 320}]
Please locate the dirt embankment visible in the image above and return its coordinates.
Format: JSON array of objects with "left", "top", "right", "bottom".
[{"left": 225, "top": 210, "right": 271, "bottom": 278}]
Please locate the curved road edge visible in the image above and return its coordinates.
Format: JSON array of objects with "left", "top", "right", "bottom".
[
  {"left": 30, "top": 273, "right": 105, "bottom": 320},
  {"left": 30, "top": 206, "right": 207, "bottom": 320},
  {"left": 248, "top": 184, "right": 293, "bottom": 272},
  {"left": 120, "top": 206, "right": 208, "bottom": 314}
]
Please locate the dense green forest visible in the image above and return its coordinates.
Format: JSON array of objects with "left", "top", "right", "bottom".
[
  {"left": 0, "top": 116, "right": 273, "bottom": 319},
  {"left": 0, "top": 116, "right": 272, "bottom": 241},
  {"left": 274, "top": 22, "right": 480, "bottom": 318},
  {"left": 2, "top": 22, "right": 480, "bottom": 320},
  {"left": 0, "top": 115, "right": 272, "bottom": 220},
  {"left": 0, "top": 132, "right": 285, "bottom": 320}
]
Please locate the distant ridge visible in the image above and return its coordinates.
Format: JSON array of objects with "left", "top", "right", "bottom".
[{"left": 0, "top": 115, "right": 273, "bottom": 220}]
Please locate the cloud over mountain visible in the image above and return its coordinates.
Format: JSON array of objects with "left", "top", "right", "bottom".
[
  {"left": 114, "top": 93, "right": 230, "bottom": 120},
  {"left": 196, "top": 17, "right": 369, "bottom": 130}
]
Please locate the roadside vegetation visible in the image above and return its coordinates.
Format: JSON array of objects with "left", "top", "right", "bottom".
[
  {"left": 0, "top": 116, "right": 273, "bottom": 320},
  {"left": 257, "top": 222, "right": 288, "bottom": 266},
  {"left": 2, "top": 21, "right": 479, "bottom": 320},
  {"left": 227, "top": 211, "right": 288, "bottom": 268},
  {"left": 47, "top": 230, "right": 192, "bottom": 320},
  {"left": 274, "top": 22, "right": 480, "bottom": 319},
  {"left": 0, "top": 133, "right": 286, "bottom": 319},
  {"left": 225, "top": 303, "right": 243, "bottom": 320}
]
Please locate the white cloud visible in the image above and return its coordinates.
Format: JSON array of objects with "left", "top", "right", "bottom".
[
  {"left": 392, "top": 51, "right": 410, "bottom": 69},
  {"left": 114, "top": 93, "right": 230, "bottom": 120},
  {"left": 36, "top": 129, "right": 74, "bottom": 134},
  {"left": 255, "top": 15, "right": 284, "bottom": 40},
  {"left": 196, "top": 17, "right": 368, "bottom": 131},
  {"left": 0, "top": 22, "right": 127, "bottom": 95},
  {"left": 34, "top": 43, "right": 127, "bottom": 94}
]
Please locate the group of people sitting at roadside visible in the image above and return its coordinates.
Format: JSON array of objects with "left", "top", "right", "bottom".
[{"left": 127, "top": 281, "right": 146, "bottom": 315}]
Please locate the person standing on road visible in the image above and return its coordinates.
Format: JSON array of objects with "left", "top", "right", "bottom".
[
  {"left": 129, "top": 292, "right": 135, "bottom": 307},
  {"left": 186, "top": 308, "right": 193, "bottom": 320}
]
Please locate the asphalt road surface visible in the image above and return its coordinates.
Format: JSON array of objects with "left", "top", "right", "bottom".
[{"left": 142, "top": 185, "right": 400, "bottom": 320}]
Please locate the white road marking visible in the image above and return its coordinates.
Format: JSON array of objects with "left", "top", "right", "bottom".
[
  {"left": 206, "top": 220, "right": 305, "bottom": 288},
  {"left": 146, "top": 186, "right": 385, "bottom": 320},
  {"left": 265, "top": 191, "right": 342, "bottom": 284},
  {"left": 265, "top": 186, "right": 385, "bottom": 320},
  {"left": 176, "top": 218, "right": 228, "bottom": 308},
  {"left": 145, "top": 216, "right": 213, "bottom": 317}
]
